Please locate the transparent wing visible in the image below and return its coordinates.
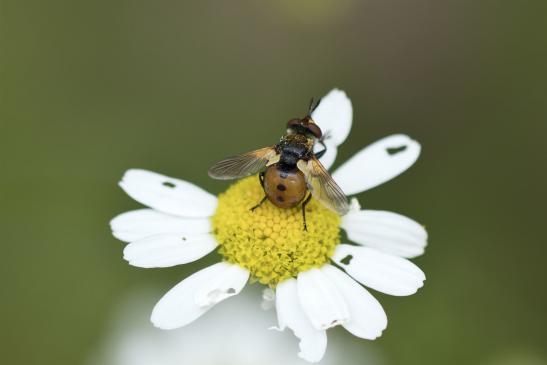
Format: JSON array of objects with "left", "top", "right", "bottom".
[
  {"left": 297, "top": 157, "right": 349, "bottom": 215},
  {"left": 208, "top": 147, "right": 277, "bottom": 180}
]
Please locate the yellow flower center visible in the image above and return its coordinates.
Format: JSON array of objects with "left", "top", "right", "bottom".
[{"left": 212, "top": 176, "right": 341, "bottom": 287}]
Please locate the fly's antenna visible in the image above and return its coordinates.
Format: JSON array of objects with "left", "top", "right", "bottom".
[
  {"left": 307, "top": 97, "right": 322, "bottom": 116},
  {"left": 308, "top": 98, "right": 315, "bottom": 115}
]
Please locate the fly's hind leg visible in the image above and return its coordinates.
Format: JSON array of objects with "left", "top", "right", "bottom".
[
  {"left": 301, "top": 193, "right": 312, "bottom": 231},
  {"left": 250, "top": 196, "right": 268, "bottom": 212},
  {"left": 250, "top": 171, "right": 267, "bottom": 212}
]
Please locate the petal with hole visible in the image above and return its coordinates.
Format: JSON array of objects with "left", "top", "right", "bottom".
[
  {"left": 151, "top": 262, "right": 249, "bottom": 330},
  {"left": 332, "top": 244, "right": 425, "bottom": 296},
  {"left": 111, "top": 209, "right": 212, "bottom": 242},
  {"left": 332, "top": 135, "right": 421, "bottom": 195},
  {"left": 119, "top": 169, "right": 217, "bottom": 217},
  {"left": 123, "top": 233, "right": 218, "bottom": 268}
]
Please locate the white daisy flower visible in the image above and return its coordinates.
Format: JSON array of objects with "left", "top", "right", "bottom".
[{"left": 110, "top": 89, "right": 427, "bottom": 363}]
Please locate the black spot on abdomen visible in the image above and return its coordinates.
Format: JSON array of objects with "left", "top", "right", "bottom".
[
  {"left": 277, "top": 184, "right": 286, "bottom": 191},
  {"left": 276, "top": 196, "right": 285, "bottom": 202}
]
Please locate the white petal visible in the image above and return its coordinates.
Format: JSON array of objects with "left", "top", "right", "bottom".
[
  {"left": 110, "top": 209, "right": 212, "bottom": 242},
  {"left": 332, "top": 134, "right": 421, "bottom": 195},
  {"left": 297, "top": 268, "right": 349, "bottom": 331},
  {"left": 119, "top": 169, "right": 217, "bottom": 217},
  {"left": 151, "top": 262, "right": 248, "bottom": 329},
  {"left": 276, "top": 279, "right": 327, "bottom": 363},
  {"left": 123, "top": 233, "right": 218, "bottom": 268},
  {"left": 341, "top": 209, "right": 428, "bottom": 258},
  {"left": 332, "top": 244, "right": 425, "bottom": 296},
  {"left": 311, "top": 88, "right": 353, "bottom": 146},
  {"left": 322, "top": 265, "right": 387, "bottom": 340},
  {"left": 311, "top": 89, "right": 352, "bottom": 170}
]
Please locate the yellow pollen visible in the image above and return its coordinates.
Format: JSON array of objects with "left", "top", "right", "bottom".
[{"left": 212, "top": 176, "right": 341, "bottom": 287}]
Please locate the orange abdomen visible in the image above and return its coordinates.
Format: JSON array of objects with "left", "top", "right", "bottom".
[{"left": 263, "top": 165, "right": 307, "bottom": 208}]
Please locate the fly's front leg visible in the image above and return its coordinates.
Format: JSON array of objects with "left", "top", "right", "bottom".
[
  {"left": 301, "top": 193, "right": 312, "bottom": 231},
  {"left": 251, "top": 171, "right": 267, "bottom": 211},
  {"left": 314, "top": 139, "right": 327, "bottom": 159}
]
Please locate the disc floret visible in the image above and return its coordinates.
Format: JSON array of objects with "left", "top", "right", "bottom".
[{"left": 212, "top": 176, "right": 341, "bottom": 287}]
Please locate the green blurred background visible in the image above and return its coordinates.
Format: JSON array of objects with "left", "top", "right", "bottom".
[{"left": 1, "top": 1, "right": 546, "bottom": 364}]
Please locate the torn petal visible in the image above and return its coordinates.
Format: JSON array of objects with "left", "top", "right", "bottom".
[{"left": 276, "top": 279, "right": 327, "bottom": 363}]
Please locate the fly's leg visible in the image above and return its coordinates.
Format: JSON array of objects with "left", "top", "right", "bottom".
[
  {"left": 301, "top": 193, "right": 312, "bottom": 231},
  {"left": 314, "top": 139, "right": 327, "bottom": 159},
  {"left": 258, "top": 171, "right": 265, "bottom": 188},
  {"left": 250, "top": 172, "right": 267, "bottom": 211},
  {"left": 250, "top": 196, "right": 268, "bottom": 212}
]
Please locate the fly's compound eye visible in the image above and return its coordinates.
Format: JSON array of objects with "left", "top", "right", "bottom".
[
  {"left": 287, "top": 118, "right": 302, "bottom": 128},
  {"left": 307, "top": 122, "right": 323, "bottom": 139}
]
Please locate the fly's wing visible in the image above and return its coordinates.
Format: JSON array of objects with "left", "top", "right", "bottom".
[
  {"left": 208, "top": 147, "right": 278, "bottom": 180},
  {"left": 297, "top": 157, "right": 349, "bottom": 215}
]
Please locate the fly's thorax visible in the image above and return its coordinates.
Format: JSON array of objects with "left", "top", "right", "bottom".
[
  {"left": 212, "top": 176, "right": 341, "bottom": 287},
  {"left": 277, "top": 134, "right": 314, "bottom": 166},
  {"left": 281, "top": 133, "right": 313, "bottom": 146}
]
